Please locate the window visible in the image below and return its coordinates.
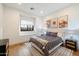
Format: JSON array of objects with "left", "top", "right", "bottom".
[{"left": 20, "top": 16, "right": 34, "bottom": 31}]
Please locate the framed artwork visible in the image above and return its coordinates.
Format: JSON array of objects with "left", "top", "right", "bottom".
[
  {"left": 58, "top": 15, "right": 68, "bottom": 28},
  {"left": 51, "top": 18, "right": 58, "bottom": 28}
]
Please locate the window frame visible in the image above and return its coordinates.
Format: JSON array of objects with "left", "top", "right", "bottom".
[{"left": 19, "top": 15, "right": 36, "bottom": 35}]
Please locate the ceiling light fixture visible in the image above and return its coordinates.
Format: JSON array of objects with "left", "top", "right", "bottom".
[
  {"left": 18, "top": 3, "right": 22, "bottom": 5},
  {"left": 30, "top": 7, "right": 34, "bottom": 10}
]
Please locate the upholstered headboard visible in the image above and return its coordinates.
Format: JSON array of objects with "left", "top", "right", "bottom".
[{"left": 46, "top": 32, "right": 58, "bottom": 37}]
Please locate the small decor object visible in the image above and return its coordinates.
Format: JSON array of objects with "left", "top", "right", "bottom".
[
  {"left": 46, "top": 19, "right": 51, "bottom": 28},
  {"left": 58, "top": 15, "right": 68, "bottom": 28},
  {"left": 51, "top": 18, "right": 58, "bottom": 28}
]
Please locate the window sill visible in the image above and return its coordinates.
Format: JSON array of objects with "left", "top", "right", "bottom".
[{"left": 19, "top": 31, "right": 36, "bottom": 36}]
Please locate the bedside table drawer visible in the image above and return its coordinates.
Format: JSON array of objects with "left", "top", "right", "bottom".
[
  {"left": 65, "top": 39, "right": 77, "bottom": 51},
  {"left": 66, "top": 44, "right": 75, "bottom": 48},
  {"left": 66, "top": 41, "right": 75, "bottom": 45}
]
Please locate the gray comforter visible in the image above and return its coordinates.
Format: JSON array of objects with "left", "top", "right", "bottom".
[{"left": 29, "top": 35, "right": 63, "bottom": 55}]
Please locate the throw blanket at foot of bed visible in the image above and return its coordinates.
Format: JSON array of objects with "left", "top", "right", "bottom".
[{"left": 29, "top": 36, "right": 63, "bottom": 56}]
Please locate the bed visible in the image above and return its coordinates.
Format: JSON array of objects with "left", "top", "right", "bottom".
[{"left": 29, "top": 32, "right": 63, "bottom": 56}]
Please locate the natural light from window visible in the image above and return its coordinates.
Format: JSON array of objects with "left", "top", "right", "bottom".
[{"left": 20, "top": 20, "right": 34, "bottom": 31}]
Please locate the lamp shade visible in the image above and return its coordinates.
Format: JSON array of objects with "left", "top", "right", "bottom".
[{"left": 64, "top": 28, "right": 79, "bottom": 40}]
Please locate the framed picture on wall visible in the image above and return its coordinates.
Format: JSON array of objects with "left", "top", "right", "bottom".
[
  {"left": 58, "top": 15, "right": 68, "bottom": 28},
  {"left": 51, "top": 18, "right": 58, "bottom": 28}
]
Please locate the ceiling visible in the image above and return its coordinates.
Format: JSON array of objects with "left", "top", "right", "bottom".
[{"left": 3, "top": 3, "right": 72, "bottom": 17}]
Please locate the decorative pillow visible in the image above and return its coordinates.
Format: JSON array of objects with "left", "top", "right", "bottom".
[
  {"left": 50, "top": 32, "right": 58, "bottom": 37},
  {"left": 46, "top": 32, "right": 58, "bottom": 37}
]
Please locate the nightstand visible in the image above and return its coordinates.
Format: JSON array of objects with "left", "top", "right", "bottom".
[{"left": 65, "top": 39, "right": 77, "bottom": 51}]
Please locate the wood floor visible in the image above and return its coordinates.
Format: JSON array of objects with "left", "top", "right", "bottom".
[
  {"left": 73, "top": 50, "right": 79, "bottom": 56},
  {"left": 9, "top": 43, "right": 32, "bottom": 56},
  {"left": 9, "top": 43, "right": 79, "bottom": 56}
]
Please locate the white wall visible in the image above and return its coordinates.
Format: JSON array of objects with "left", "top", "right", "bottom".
[
  {"left": 3, "top": 4, "right": 79, "bottom": 47},
  {"left": 34, "top": 16, "right": 48, "bottom": 35},
  {"left": 46, "top": 4, "right": 79, "bottom": 29},
  {"left": 3, "top": 7, "right": 31, "bottom": 45},
  {"left": 2, "top": 6, "right": 44, "bottom": 45},
  {"left": 45, "top": 4, "right": 79, "bottom": 49},
  {"left": 44, "top": 4, "right": 79, "bottom": 37},
  {"left": 0, "top": 4, "right": 3, "bottom": 39}
]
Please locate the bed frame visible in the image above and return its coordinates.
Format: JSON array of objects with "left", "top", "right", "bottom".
[{"left": 31, "top": 42, "right": 63, "bottom": 56}]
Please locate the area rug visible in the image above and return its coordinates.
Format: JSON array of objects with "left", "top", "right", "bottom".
[
  {"left": 31, "top": 44, "right": 73, "bottom": 56},
  {"left": 49, "top": 46, "right": 73, "bottom": 56},
  {"left": 9, "top": 43, "right": 73, "bottom": 56}
]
